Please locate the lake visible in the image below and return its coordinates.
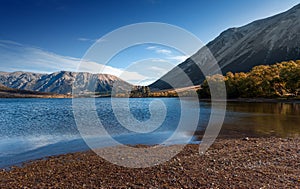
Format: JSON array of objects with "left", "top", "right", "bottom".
[{"left": 0, "top": 98, "right": 299, "bottom": 168}]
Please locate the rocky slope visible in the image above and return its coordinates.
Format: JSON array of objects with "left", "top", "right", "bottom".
[
  {"left": 0, "top": 83, "right": 69, "bottom": 98},
  {"left": 150, "top": 4, "right": 300, "bottom": 90},
  {"left": 0, "top": 71, "right": 132, "bottom": 94}
]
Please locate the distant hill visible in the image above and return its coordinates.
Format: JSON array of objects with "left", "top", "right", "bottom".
[
  {"left": 0, "top": 71, "right": 132, "bottom": 95},
  {"left": 150, "top": 4, "right": 300, "bottom": 90},
  {"left": 0, "top": 83, "right": 69, "bottom": 98}
]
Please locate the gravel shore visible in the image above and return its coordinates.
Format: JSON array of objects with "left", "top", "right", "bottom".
[{"left": 1, "top": 137, "right": 299, "bottom": 188}]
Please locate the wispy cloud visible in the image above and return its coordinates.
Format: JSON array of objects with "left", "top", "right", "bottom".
[
  {"left": 146, "top": 45, "right": 189, "bottom": 63},
  {"left": 0, "top": 40, "right": 189, "bottom": 85},
  {"left": 149, "top": 66, "right": 168, "bottom": 72},
  {"left": 156, "top": 49, "right": 172, "bottom": 55},
  {"left": 122, "top": 58, "right": 175, "bottom": 85},
  {"left": 167, "top": 55, "right": 189, "bottom": 62},
  {"left": 146, "top": 46, "right": 172, "bottom": 55},
  {"left": 77, "top": 37, "right": 98, "bottom": 43},
  {"left": 0, "top": 40, "right": 146, "bottom": 84},
  {"left": 146, "top": 46, "right": 157, "bottom": 50}
]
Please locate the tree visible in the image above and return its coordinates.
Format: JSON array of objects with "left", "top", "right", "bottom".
[{"left": 197, "top": 60, "right": 300, "bottom": 98}]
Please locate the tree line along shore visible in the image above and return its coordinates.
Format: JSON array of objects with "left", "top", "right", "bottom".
[
  {"left": 130, "top": 60, "right": 300, "bottom": 99},
  {"left": 1, "top": 60, "right": 299, "bottom": 99}
]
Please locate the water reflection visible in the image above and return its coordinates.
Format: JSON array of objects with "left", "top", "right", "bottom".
[{"left": 222, "top": 102, "right": 300, "bottom": 138}]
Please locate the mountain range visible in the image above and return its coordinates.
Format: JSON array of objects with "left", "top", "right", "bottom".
[
  {"left": 0, "top": 83, "right": 69, "bottom": 98},
  {"left": 0, "top": 71, "right": 131, "bottom": 94},
  {"left": 150, "top": 3, "right": 300, "bottom": 90},
  {"left": 1, "top": 4, "right": 300, "bottom": 94}
]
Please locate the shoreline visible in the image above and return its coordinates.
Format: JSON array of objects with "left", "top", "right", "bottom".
[
  {"left": 1, "top": 96, "right": 300, "bottom": 103},
  {"left": 0, "top": 93, "right": 71, "bottom": 98},
  {"left": 199, "top": 97, "right": 300, "bottom": 103},
  {"left": 1, "top": 137, "right": 299, "bottom": 188}
]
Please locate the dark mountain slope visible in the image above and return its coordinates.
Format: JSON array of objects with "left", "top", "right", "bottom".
[
  {"left": 150, "top": 4, "right": 300, "bottom": 90},
  {"left": 0, "top": 83, "right": 69, "bottom": 98}
]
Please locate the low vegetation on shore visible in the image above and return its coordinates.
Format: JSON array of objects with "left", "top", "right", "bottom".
[
  {"left": 128, "top": 60, "right": 300, "bottom": 99},
  {"left": 198, "top": 60, "right": 300, "bottom": 98},
  {"left": 128, "top": 86, "right": 199, "bottom": 98}
]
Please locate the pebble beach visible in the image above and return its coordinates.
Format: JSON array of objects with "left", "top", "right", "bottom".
[{"left": 1, "top": 137, "right": 299, "bottom": 188}]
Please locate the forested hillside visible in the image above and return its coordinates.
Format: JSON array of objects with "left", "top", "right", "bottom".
[{"left": 198, "top": 60, "right": 300, "bottom": 98}]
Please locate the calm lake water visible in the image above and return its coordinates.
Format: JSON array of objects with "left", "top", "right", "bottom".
[{"left": 0, "top": 98, "right": 299, "bottom": 168}]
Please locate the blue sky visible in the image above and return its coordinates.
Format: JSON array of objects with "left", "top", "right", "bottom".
[{"left": 0, "top": 0, "right": 299, "bottom": 84}]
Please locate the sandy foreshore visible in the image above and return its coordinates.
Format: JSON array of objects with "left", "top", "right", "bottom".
[{"left": 1, "top": 137, "right": 299, "bottom": 188}]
